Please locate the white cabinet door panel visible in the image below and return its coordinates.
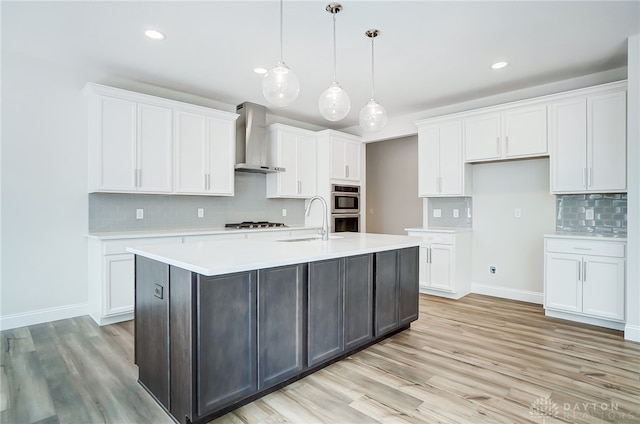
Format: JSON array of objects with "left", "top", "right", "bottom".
[
  {"left": 545, "top": 253, "right": 582, "bottom": 313},
  {"left": 174, "top": 111, "right": 207, "bottom": 193},
  {"left": 582, "top": 256, "right": 625, "bottom": 321},
  {"left": 429, "top": 244, "right": 453, "bottom": 292},
  {"left": 417, "top": 125, "right": 439, "bottom": 196},
  {"left": 137, "top": 104, "right": 172, "bottom": 192},
  {"left": 207, "top": 117, "right": 235, "bottom": 195},
  {"left": 504, "top": 105, "right": 547, "bottom": 158},
  {"left": 588, "top": 91, "right": 627, "bottom": 192},
  {"left": 550, "top": 99, "right": 588, "bottom": 192},
  {"left": 297, "top": 133, "right": 317, "bottom": 197},
  {"left": 464, "top": 113, "right": 501, "bottom": 161},
  {"left": 439, "top": 121, "right": 464, "bottom": 195},
  {"left": 105, "top": 254, "right": 135, "bottom": 316},
  {"left": 98, "top": 96, "right": 137, "bottom": 190}
]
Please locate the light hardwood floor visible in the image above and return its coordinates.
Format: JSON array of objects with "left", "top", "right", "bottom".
[{"left": 2, "top": 294, "right": 639, "bottom": 423}]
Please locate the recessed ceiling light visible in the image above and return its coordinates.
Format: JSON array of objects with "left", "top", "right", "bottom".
[
  {"left": 145, "top": 29, "right": 165, "bottom": 40},
  {"left": 254, "top": 67, "right": 268, "bottom": 74},
  {"left": 491, "top": 61, "right": 509, "bottom": 70}
]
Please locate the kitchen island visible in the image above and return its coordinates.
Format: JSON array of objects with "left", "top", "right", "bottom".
[{"left": 128, "top": 232, "right": 422, "bottom": 424}]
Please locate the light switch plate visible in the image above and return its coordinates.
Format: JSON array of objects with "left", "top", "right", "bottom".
[
  {"left": 453, "top": 209, "right": 459, "bottom": 218},
  {"left": 136, "top": 209, "right": 144, "bottom": 219},
  {"left": 586, "top": 209, "right": 594, "bottom": 220},
  {"left": 197, "top": 208, "right": 204, "bottom": 218},
  {"left": 433, "top": 209, "right": 442, "bottom": 218}
]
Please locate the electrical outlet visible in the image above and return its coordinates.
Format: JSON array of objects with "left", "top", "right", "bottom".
[
  {"left": 489, "top": 266, "right": 496, "bottom": 274},
  {"left": 136, "top": 209, "right": 144, "bottom": 219},
  {"left": 197, "top": 208, "right": 204, "bottom": 218},
  {"left": 453, "top": 209, "right": 459, "bottom": 218},
  {"left": 433, "top": 208, "right": 442, "bottom": 218},
  {"left": 514, "top": 208, "right": 521, "bottom": 218},
  {"left": 585, "top": 208, "right": 594, "bottom": 220},
  {"left": 282, "top": 208, "right": 287, "bottom": 217}
]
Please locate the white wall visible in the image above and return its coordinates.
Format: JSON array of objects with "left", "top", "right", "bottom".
[
  {"left": 470, "top": 159, "right": 556, "bottom": 303},
  {"left": 625, "top": 34, "right": 640, "bottom": 342}
]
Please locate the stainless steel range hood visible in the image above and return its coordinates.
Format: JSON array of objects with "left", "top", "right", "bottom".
[{"left": 235, "top": 102, "right": 284, "bottom": 173}]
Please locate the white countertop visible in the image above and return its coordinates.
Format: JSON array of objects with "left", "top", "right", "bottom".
[
  {"left": 87, "top": 225, "right": 315, "bottom": 240},
  {"left": 545, "top": 232, "right": 627, "bottom": 241},
  {"left": 405, "top": 227, "right": 473, "bottom": 233},
  {"left": 127, "top": 232, "right": 423, "bottom": 276}
]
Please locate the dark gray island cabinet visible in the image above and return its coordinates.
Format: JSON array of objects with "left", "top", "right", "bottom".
[{"left": 133, "top": 240, "right": 419, "bottom": 424}]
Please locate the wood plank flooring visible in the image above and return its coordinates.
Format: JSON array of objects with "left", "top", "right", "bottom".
[{"left": 2, "top": 294, "right": 639, "bottom": 423}]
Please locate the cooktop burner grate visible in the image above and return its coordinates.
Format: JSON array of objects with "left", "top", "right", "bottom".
[{"left": 225, "top": 221, "right": 287, "bottom": 229}]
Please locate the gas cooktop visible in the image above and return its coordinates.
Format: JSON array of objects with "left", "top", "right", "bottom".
[{"left": 225, "top": 221, "right": 287, "bottom": 230}]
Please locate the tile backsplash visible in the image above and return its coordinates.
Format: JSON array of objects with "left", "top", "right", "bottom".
[
  {"left": 427, "top": 197, "right": 473, "bottom": 228},
  {"left": 556, "top": 193, "right": 627, "bottom": 235},
  {"left": 89, "top": 173, "right": 306, "bottom": 232}
]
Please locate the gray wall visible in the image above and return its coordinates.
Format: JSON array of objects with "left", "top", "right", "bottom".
[
  {"left": 89, "top": 173, "right": 305, "bottom": 232},
  {"left": 365, "top": 136, "right": 422, "bottom": 235}
]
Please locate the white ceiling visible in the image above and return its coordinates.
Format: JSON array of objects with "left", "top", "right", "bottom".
[{"left": 4, "top": 1, "right": 639, "bottom": 132}]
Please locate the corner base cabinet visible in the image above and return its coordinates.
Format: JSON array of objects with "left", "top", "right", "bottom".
[
  {"left": 134, "top": 246, "right": 418, "bottom": 424},
  {"left": 544, "top": 235, "right": 626, "bottom": 330}
]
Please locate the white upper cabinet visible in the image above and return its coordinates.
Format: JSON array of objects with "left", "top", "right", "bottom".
[
  {"left": 416, "top": 119, "right": 471, "bottom": 197},
  {"left": 266, "top": 124, "right": 317, "bottom": 198},
  {"left": 324, "top": 132, "right": 362, "bottom": 182},
  {"left": 89, "top": 95, "right": 172, "bottom": 193},
  {"left": 85, "top": 83, "right": 237, "bottom": 196},
  {"left": 464, "top": 104, "right": 547, "bottom": 162},
  {"left": 174, "top": 108, "right": 236, "bottom": 196},
  {"left": 549, "top": 83, "right": 626, "bottom": 194}
]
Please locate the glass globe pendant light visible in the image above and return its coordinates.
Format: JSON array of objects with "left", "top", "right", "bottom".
[
  {"left": 318, "top": 3, "right": 350, "bottom": 121},
  {"left": 262, "top": 0, "right": 299, "bottom": 107},
  {"left": 359, "top": 29, "right": 387, "bottom": 132}
]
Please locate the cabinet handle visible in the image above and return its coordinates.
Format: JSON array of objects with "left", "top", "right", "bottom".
[
  {"left": 134, "top": 169, "right": 138, "bottom": 187},
  {"left": 583, "top": 262, "right": 587, "bottom": 283},
  {"left": 577, "top": 261, "right": 581, "bottom": 281},
  {"left": 573, "top": 247, "right": 592, "bottom": 251},
  {"left": 207, "top": 174, "right": 211, "bottom": 191},
  {"left": 204, "top": 174, "right": 207, "bottom": 190},
  {"left": 505, "top": 136, "right": 509, "bottom": 154},
  {"left": 438, "top": 177, "right": 443, "bottom": 193},
  {"left": 138, "top": 169, "right": 142, "bottom": 188},
  {"left": 587, "top": 168, "right": 592, "bottom": 188},
  {"left": 497, "top": 137, "right": 501, "bottom": 155},
  {"left": 297, "top": 180, "right": 301, "bottom": 194},
  {"left": 345, "top": 165, "right": 349, "bottom": 178}
]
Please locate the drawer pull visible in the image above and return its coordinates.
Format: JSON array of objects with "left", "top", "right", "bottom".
[{"left": 573, "top": 247, "right": 592, "bottom": 251}]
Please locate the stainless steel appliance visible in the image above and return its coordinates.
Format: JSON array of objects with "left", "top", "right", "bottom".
[
  {"left": 331, "top": 184, "right": 360, "bottom": 233},
  {"left": 331, "top": 184, "right": 360, "bottom": 214},
  {"left": 332, "top": 214, "right": 359, "bottom": 233}
]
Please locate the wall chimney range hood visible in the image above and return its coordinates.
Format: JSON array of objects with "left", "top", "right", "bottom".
[{"left": 235, "top": 102, "right": 284, "bottom": 173}]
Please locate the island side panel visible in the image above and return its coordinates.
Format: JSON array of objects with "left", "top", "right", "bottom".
[
  {"left": 257, "top": 264, "right": 306, "bottom": 390},
  {"left": 197, "top": 271, "right": 258, "bottom": 418},
  {"left": 308, "top": 258, "right": 344, "bottom": 367},
  {"left": 344, "top": 254, "right": 374, "bottom": 350},
  {"left": 169, "top": 266, "right": 196, "bottom": 424},
  {"left": 135, "top": 256, "right": 170, "bottom": 408},
  {"left": 399, "top": 247, "right": 420, "bottom": 326}
]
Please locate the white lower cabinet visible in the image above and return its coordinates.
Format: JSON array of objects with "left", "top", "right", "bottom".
[
  {"left": 88, "top": 236, "right": 182, "bottom": 325},
  {"left": 544, "top": 236, "right": 626, "bottom": 329},
  {"left": 406, "top": 229, "right": 472, "bottom": 299},
  {"left": 88, "top": 227, "right": 320, "bottom": 325}
]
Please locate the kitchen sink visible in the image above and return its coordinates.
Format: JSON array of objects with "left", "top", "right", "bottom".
[{"left": 276, "top": 235, "right": 344, "bottom": 242}]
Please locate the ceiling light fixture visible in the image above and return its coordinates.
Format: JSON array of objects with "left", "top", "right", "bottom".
[
  {"left": 262, "top": 0, "right": 300, "bottom": 107},
  {"left": 359, "top": 29, "right": 387, "bottom": 133},
  {"left": 144, "top": 29, "right": 165, "bottom": 40},
  {"left": 318, "top": 3, "right": 350, "bottom": 122},
  {"left": 491, "top": 61, "right": 509, "bottom": 70},
  {"left": 254, "top": 67, "right": 268, "bottom": 74}
]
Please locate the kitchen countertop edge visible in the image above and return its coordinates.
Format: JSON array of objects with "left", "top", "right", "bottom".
[{"left": 86, "top": 225, "right": 317, "bottom": 240}]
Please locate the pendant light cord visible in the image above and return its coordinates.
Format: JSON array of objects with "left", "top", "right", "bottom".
[
  {"left": 332, "top": 11, "right": 337, "bottom": 83},
  {"left": 370, "top": 37, "right": 375, "bottom": 100},
  {"left": 279, "top": 0, "right": 284, "bottom": 63}
]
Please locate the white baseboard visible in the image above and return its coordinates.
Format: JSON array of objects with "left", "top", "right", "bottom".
[
  {"left": 471, "top": 283, "right": 543, "bottom": 304},
  {"left": 0, "top": 303, "right": 89, "bottom": 331},
  {"left": 624, "top": 323, "right": 640, "bottom": 343}
]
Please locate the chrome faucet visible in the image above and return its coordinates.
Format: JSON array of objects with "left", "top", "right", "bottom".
[{"left": 305, "top": 195, "right": 329, "bottom": 241}]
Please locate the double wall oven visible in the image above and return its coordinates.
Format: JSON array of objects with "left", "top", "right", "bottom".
[{"left": 331, "top": 184, "right": 360, "bottom": 233}]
